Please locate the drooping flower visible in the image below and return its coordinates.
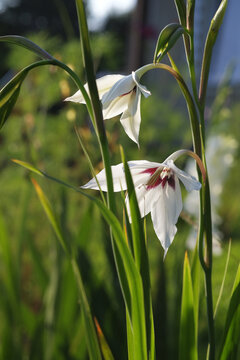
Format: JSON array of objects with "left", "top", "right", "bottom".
[
  {"left": 81, "top": 150, "right": 202, "bottom": 256},
  {"left": 65, "top": 71, "right": 151, "bottom": 146}
]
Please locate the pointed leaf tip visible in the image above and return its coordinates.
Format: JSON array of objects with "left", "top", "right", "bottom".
[
  {"left": 12, "top": 159, "right": 43, "bottom": 176},
  {"left": 154, "top": 23, "right": 186, "bottom": 63},
  {"left": 0, "top": 35, "right": 54, "bottom": 60}
]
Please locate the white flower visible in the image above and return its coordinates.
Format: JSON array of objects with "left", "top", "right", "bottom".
[
  {"left": 65, "top": 71, "right": 151, "bottom": 146},
  {"left": 81, "top": 152, "right": 201, "bottom": 256}
]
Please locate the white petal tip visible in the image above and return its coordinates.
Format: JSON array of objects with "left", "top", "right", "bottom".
[
  {"left": 144, "top": 90, "right": 151, "bottom": 98},
  {"left": 80, "top": 185, "right": 88, "bottom": 189},
  {"left": 64, "top": 92, "right": 85, "bottom": 104},
  {"left": 163, "top": 248, "right": 169, "bottom": 260}
]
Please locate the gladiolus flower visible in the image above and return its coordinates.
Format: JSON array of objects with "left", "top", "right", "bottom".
[
  {"left": 65, "top": 71, "right": 151, "bottom": 146},
  {"left": 81, "top": 150, "right": 202, "bottom": 256}
]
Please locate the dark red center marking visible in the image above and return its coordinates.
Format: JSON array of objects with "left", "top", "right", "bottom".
[{"left": 141, "top": 167, "right": 175, "bottom": 190}]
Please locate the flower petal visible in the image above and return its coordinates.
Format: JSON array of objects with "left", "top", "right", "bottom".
[
  {"left": 81, "top": 160, "right": 160, "bottom": 192},
  {"left": 125, "top": 180, "right": 162, "bottom": 224},
  {"left": 102, "top": 92, "right": 131, "bottom": 119},
  {"left": 138, "top": 185, "right": 162, "bottom": 217},
  {"left": 120, "top": 88, "right": 141, "bottom": 145},
  {"left": 95, "top": 74, "right": 125, "bottom": 97},
  {"left": 81, "top": 163, "right": 127, "bottom": 192},
  {"left": 132, "top": 71, "right": 151, "bottom": 98},
  {"left": 64, "top": 89, "right": 86, "bottom": 104},
  {"left": 101, "top": 74, "right": 135, "bottom": 105},
  {"left": 165, "top": 160, "right": 201, "bottom": 192},
  {"left": 64, "top": 74, "right": 124, "bottom": 104},
  {"left": 151, "top": 177, "right": 182, "bottom": 256}
]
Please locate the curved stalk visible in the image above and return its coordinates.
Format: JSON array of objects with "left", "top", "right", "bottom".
[
  {"left": 137, "top": 63, "right": 201, "bottom": 157},
  {"left": 75, "top": 0, "right": 115, "bottom": 214}
]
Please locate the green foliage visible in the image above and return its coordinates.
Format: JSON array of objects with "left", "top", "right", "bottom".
[
  {"left": 154, "top": 23, "right": 187, "bottom": 63},
  {"left": 179, "top": 253, "right": 197, "bottom": 360},
  {"left": 0, "top": 1, "right": 240, "bottom": 359},
  {"left": 219, "top": 264, "right": 240, "bottom": 359}
]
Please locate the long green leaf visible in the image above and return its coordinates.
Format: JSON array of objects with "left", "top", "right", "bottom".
[
  {"left": 0, "top": 70, "right": 28, "bottom": 128},
  {"left": 186, "top": 0, "right": 195, "bottom": 30},
  {"left": 14, "top": 159, "right": 148, "bottom": 360},
  {"left": 214, "top": 240, "right": 231, "bottom": 318},
  {"left": 121, "top": 148, "right": 155, "bottom": 359},
  {"left": 126, "top": 311, "right": 134, "bottom": 360},
  {"left": 174, "top": 0, "right": 186, "bottom": 27},
  {"left": 154, "top": 23, "right": 186, "bottom": 63},
  {"left": 0, "top": 35, "right": 54, "bottom": 59},
  {"left": 179, "top": 252, "right": 197, "bottom": 360},
  {"left": 191, "top": 242, "right": 200, "bottom": 343},
  {"left": 199, "top": 0, "right": 228, "bottom": 107},
  {"left": 219, "top": 264, "right": 240, "bottom": 359},
  {"left": 0, "top": 59, "right": 91, "bottom": 129},
  {"left": 75, "top": 0, "right": 115, "bottom": 213},
  {"left": 31, "top": 178, "right": 102, "bottom": 360},
  {"left": 94, "top": 318, "right": 115, "bottom": 360},
  {"left": 31, "top": 178, "right": 69, "bottom": 254},
  {"left": 0, "top": 212, "right": 19, "bottom": 311}
]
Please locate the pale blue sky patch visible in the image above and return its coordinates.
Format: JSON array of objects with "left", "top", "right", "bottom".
[{"left": 88, "top": 0, "right": 136, "bottom": 30}]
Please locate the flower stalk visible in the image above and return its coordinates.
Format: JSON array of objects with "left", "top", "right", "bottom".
[
  {"left": 75, "top": 0, "right": 116, "bottom": 213},
  {"left": 180, "top": 1, "right": 228, "bottom": 358}
]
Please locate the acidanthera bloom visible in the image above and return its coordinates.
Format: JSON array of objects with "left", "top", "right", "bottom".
[
  {"left": 81, "top": 150, "right": 202, "bottom": 256},
  {"left": 65, "top": 71, "right": 151, "bottom": 146}
]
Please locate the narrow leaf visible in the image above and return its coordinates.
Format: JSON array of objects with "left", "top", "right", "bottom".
[
  {"left": 154, "top": 23, "right": 186, "bottom": 63},
  {"left": 214, "top": 239, "right": 231, "bottom": 318},
  {"left": 174, "top": 0, "right": 186, "bottom": 27},
  {"left": 191, "top": 243, "right": 200, "bottom": 344},
  {"left": 0, "top": 59, "right": 90, "bottom": 129},
  {"left": 219, "top": 264, "right": 240, "bottom": 359},
  {"left": 75, "top": 0, "right": 115, "bottom": 213},
  {"left": 0, "top": 70, "right": 27, "bottom": 128},
  {"left": 94, "top": 318, "right": 114, "bottom": 360},
  {"left": 121, "top": 147, "right": 155, "bottom": 360},
  {"left": 12, "top": 159, "right": 43, "bottom": 176},
  {"left": 71, "top": 259, "right": 102, "bottom": 360},
  {"left": 13, "top": 159, "right": 148, "bottom": 360},
  {"left": 0, "top": 35, "right": 54, "bottom": 59},
  {"left": 179, "top": 252, "right": 197, "bottom": 360},
  {"left": 31, "top": 178, "right": 102, "bottom": 360},
  {"left": 126, "top": 311, "right": 135, "bottom": 360},
  {"left": 31, "top": 178, "right": 69, "bottom": 255},
  {"left": 199, "top": 0, "right": 228, "bottom": 107},
  {"left": 186, "top": 0, "right": 195, "bottom": 31}
]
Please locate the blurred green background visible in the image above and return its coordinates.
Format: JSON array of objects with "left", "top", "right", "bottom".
[{"left": 0, "top": 0, "right": 240, "bottom": 359}]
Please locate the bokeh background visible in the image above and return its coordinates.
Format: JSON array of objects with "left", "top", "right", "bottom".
[{"left": 0, "top": 0, "right": 240, "bottom": 359}]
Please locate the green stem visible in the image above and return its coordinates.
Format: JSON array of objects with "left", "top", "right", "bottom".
[
  {"left": 137, "top": 63, "right": 201, "bottom": 156},
  {"left": 188, "top": 34, "right": 199, "bottom": 108},
  {"left": 184, "top": 6, "right": 216, "bottom": 351},
  {"left": 205, "top": 269, "right": 215, "bottom": 360},
  {"left": 75, "top": 0, "right": 115, "bottom": 214},
  {"left": 71, "top": 258, "right": 102, "bottom": 360}
]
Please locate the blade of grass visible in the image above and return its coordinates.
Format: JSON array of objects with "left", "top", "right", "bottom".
[
  {"left": 14, "top": 159, "right": 148, "bottom": 360},
  {"left": 214, "top": 239, "right": 231, "bottom": 318},
  {"left": 0, "top": 35, "right": 54, "bottom": 59},
  {"left": 219, "top": 264, "right": 240, "bottom": 359},
  {"left": 0, "top": 59, "right": 93, "bottom": 129},
  {"left": 191, "top": 241, "right": 200, "bottom": 343},
  {"left": 121, "top": 148, "right": 155, "bottom": 360},
  {"left": 75, "top": 0, "right": 115, "bottom": 213},
  {"left": 31, "top": 178, "right": 102, "bottom": 360},
  {"left": 31, "top": 178, "right": 70, "bottom": 254},
  {"left": 94, "top": 318, "right": 115, "bottom": 360},
  {"left": 126, "top": 311, "right": 134, "bottom": 360},
  {"left": 74, "top": 125, "right": 106, "bottom": 206},
  {"left": 179, "top": 252, "right": 197, "bottom": 360}
]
